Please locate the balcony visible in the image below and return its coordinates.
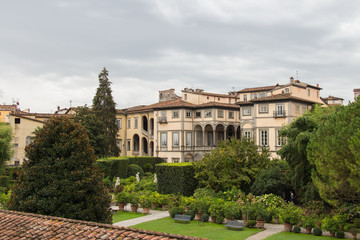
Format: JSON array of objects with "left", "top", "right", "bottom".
[
  {"left": 273, "top": 110, "right": 286, "bottom": 118},
  {"left": 159, "top": 117, "right": 167, "bottom": 123}
]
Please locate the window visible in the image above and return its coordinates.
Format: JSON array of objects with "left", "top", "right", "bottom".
[
  {"left": 260, "top": 130, "right": 268, "bottom": 146},
  {"left": 15, "top": 118, "right": 21, "bottom": 124},
  {"left": 276, "top": 105, "right": 284, "bottom": 116},
  {"left": 186, "top": 132, "right": 192, "bottom": 146},
  {"left": 172, "top": 111, "right": 179, "bottom": 118},
  {"left": 317, "top": 91, "right": 319, "bottom": 98},
  {"left": 259, "top": 105, "right": 268, "bottom": 113},
  {"left": 25, "top": 136, "right": 33, "bottom": 146},
  {"left": 243, "top": 94, "right": 247, "bottom": 101},
  {"left": 285, "top": 88, "right": 289, "bottom": 93},
  {"left": 117, "top": 139, "right": 122, "bottom": 151},
  {"left": 228, "top": 111, "right": 234, "bottom": 119},
  {"left": 127, "top": 140, "right": 131, "bottom": 151},
  {"left": 302, "top": 106, "right": 307, "bottom": 114},
  {"left": 251, "top": 93, "right": 258, "bottom": 99},
  {"left": 186, "top": 111, "right": 191, "bottom": 118},
  {"left": 172, "top": 132, "right": 179, "bottom": 147},
  {"left": 205, "top": 110, "right": 212, "bottom": 118},
  {"left": 207, "top": 96, "right": 209, "bottom": 100},
  {"left": 195, "top": 111, "right": 201, "bottom": 118},
  {"left": 260, "top": 93, "right": 266, "bottom": 98},
  {"left": 161, "top": 132, "right": 167, "bottom": 147},
  {"left": 218, "top": 98, "right": 220, "bottom": 101},
  {"left": 172, "top": 158, "right": 180, "bottom": 163},
  {"left": 243, "top": 108, "right": 251, "bottom": 116},
  {"left": 218, "top": 110, "right": 224, "bottom": 118},
  {"left": 244, "top": 131, "right": 251, "bottom": 139},
  {"left": 308, "top": 89, "right": 310, "bottom": 96},
  {"left": 295, "top": 105, "right": 300, "bottom": 114},
  {"left": 134, "top": 118, "right": 138, "bottom": 128},
  {"left": 276, "top": 130, "right": 285, "bottom": 146},
  {"left": 161, "top": 111, "right": 167, "bottom": 122},
  {"left": 116, "top": 119, "right": 122, "bottom": 129},
  {"left": 185, "top": 94, "right": 187, "bottom": 100},
  {"left": 127, "top": 119, "right": 131, "bottom": 128}
]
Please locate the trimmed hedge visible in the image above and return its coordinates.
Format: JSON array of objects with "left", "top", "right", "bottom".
[
  {"left": 0, "top": 176, "right": 9, "bottom": 188},
  {"left": 156, "top": 163, "right": 197, "bottom": 196},
  {"left": 96, "top": 157, "right": 165, "bottom": 179}
]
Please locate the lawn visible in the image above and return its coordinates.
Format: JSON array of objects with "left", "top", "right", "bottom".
[
  {"left": 132, "top": 217, "right": 261, "bottom": 240},
  {"left": 112, "top": 211, "right": 146, "bottom": 223},
  {"left": 264, "top": 232, "right": 340, "bottom": 240}
]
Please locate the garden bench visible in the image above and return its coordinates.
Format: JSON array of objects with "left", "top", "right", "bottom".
[
  {"left": 174, "top": 214, "right": 191, "bottom": 223},
  {"left": 225, "top": 221, "right": 244, "bottom": 230}
]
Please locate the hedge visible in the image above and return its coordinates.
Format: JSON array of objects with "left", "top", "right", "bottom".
[
  {"left": 155, "top": 163, "right": 198, "bottom": 196},
  {"left": 96, "top": 157, "right": 165, "bottom": 179},
  {"left": 0, "top": 176, "right": 9, "bottom": 188}
]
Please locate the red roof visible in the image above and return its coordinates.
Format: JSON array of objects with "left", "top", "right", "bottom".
[{"left": 0, "top": 210, "right": 204, "bottom": 240}]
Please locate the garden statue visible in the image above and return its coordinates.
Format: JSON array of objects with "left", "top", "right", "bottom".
[
  {"left": 115, "top": 177, "right": 120, "bottom": 188},
  {"left": 153, "top": 173, "right": 157, "bottom": 183},
  {"left": 136, "top": 172, "right": 140, "bottom": 182}
]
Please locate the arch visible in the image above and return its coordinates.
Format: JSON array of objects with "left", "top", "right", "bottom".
[
  {"left": 184, "top": 153, "right": 193, "bottom": 162},
  {"left": 150, "top": 118, "right": 154, "bottom": 136},
  {"left": 236, "top": 126, "right": 241, "bottom": 140},
  {"left": 150, "top": 141, "right": 154, "bottom": 156},
  {"left": 215, "top": 124, "right": 225, "bottom": 145},
  {"left": 142, "top": 116, "right": 148, "bottom": 132},
  {"left": 204, "top": 124, "right": 214, "bottom": 146},
  {"left": 226, "top": 125, "right": 235, "bottom": 140},
  {"left": 133, "top": 134, "right": 140, "bottom": 152},
  {"left": 194, "top": 125, "right": 203, "bottom": 146},
  {"left": 142, "top": 137, "right": 148, "bottom": 155}
]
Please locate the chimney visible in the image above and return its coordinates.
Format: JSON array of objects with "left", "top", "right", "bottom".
[
  {"left": 290, "top": 77, "right": 294, "bottom": 83},
  {"left": 57, "top": 106, "right": 60, "bottom": 111},
  {"left": 317, "top": 84, "right": 319, "bottom": 88}
]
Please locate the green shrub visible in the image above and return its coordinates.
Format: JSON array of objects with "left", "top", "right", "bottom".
[
  {"left": 293, "top": 226, "right": 301, "bottom": 233},
  {"left": 103, "top": 176, "right": 114, "bottom": 189},
  {"left": 184, "top": 210, "right": 195, "bottom": 220},
  {"left": 216, "top": 215, "right": 225, "bottom": 224},
  {"left": 354, "top": 218, "right": 360, "bottom": 228},
  {"left": 128, "top": 157, "right": 164, "bottom": 173},
  {"left": 201, "top": 213, "right": 209, "bottom": 222},
  {"left": 115, "top": 191, "right": 130, "bottom": 204},
  {"left": 313, "top": 227, "right": 322, "bottom": 236},
  {"left": 0, "top": 176, "right": 9, "bottom": 188},
  {"left": 170, "top": 207, "right": 184, "bottom": 218},
  {"left": 96, "top": 158, "right": 129, "bottom": 179},
  {"left": 246, "top": 220, "right": 257, "bottom": 227},
  {"left": 336, "top": 231, "right": 345, "bottom": 238},
  {"left": 128, "top": 164, "right": 144, "bottom": 178},
  {"left": 156, "top": 163, "right": 197, "bottom": 196}
]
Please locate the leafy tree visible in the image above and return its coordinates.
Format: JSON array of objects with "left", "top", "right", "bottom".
[
  {"left": 277, "top": 105, "right": 333, "bottom": 203},
  {"left": 193, "top": 139, "right": 270, "bottom": 192},
  {"left": 308, "top": 98, "right": 360, "bottom": 206},
  {"left": 250, "top": 160, "right": 292, "bottom": 196},
  {"left": 8, "top": 116, "right": 112, "bottom": 223},
  {"left": 92, "top": 67, "right": 119, "bottom": 157},
  {"left": 0, "top": 123, "right": 12, "bottom": 168}
]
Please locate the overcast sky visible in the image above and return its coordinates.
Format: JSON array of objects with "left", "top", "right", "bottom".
[{"left": 1, "top": 0, "right": 359, "bottom": 113}]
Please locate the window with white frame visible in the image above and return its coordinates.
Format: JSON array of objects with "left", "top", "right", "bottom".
[
  {"left": 218, "top": 110, "right": 224, "bottom": 118},
  {"left": 172, "top": 158, "right": 180, "bottom": 163},
  {"left": 172, "top": 132, "right": 179, "bottom": 147},
  {"left": 161, "top": 132, "right": 167, "bottom": 147},
  {"left": 134, "top": 118, "right": 138, "bottom": 128},
  {"left": 260, "top": 130, "right": 268, "bottom": 146},
  {"left": 184, "top": 94, "right": 187, "bottom": 100},
  {"left": 295, "top": 105, "right": 300, "bottom": 114},
  {"left": 117, "top": 139, "right": 122, "bottom": 151},
  {"left": 251, "top": 93, "right": 258, "bottom": 99},
  {"left": 244, "top": 131, "right": 251, "bottom": 139},
  {"left": 259, "top": 104, "right": 268, "bottom": 113},
  {"left": 195, "top": 111, "right": 201, "bottom": 118},
  {"left": 243, "top": 108, "right": 251, "bottom": 116},
  {"left": 308, "top": 89, "right": 311, "bottom": 96},
  {"left": 276, "top": 129, "right": 285, "bottom": 146},
  {"left": 229, "top": 111, "right": 234, "bottom": 119},
  {"left": 172, "top": 110, "right": 179, "bottom": 119},
  {"left": 285, "top": 88, "right": 289, "bottom": 93},
  {"left": 276, "top": 104, "right": 284, "bottom": 116},
  {"left": 260, "top": 93, "right": 266, "bottom": 98},
  {"left": 116, "top": 119, "right": 122, "bottom": 129},
  {"left": 302, "top": 106, "right": 307, "bottom": 114},
  {"left": 127, "top": 118, "right": 131, "bottom": 128},
  {"left": 205, "top": 110, "right": 212, "bottom": 118},
  {"left": 186, "top": 111, "right": 191, "bottom": 118},
  {"left": 243, "top": 94, "right": 247, "bottom": 101},
  {"left": 25, "top": 136, "right": 33, "bottom": 146},
  {"left": 127, "top": 140, "right": 131, "bottom": 151},
  {"left": 186, "top": 132, "right": 192, "bottom": 146},
  {"left": 161, "top": 111, "right": 167, "bottom": 122}
]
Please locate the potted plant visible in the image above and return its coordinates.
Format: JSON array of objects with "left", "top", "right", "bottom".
[
  {"left": 224, "top": 201, "right": 240, "bottom": 222},
  {"left": 157, "top": 194, "right": 170, "bottom": 211},
  {"left": 302, "top": 216, "right": 316, "bottom": 234},
  {"left": 139, "top": 193, "right": 152, "bottom": 214},
  {"left": 344, "top": 224, "right": 358, "bottom": 239},
  {"left": 241, "top": 203, "right": 256, "bottom": 225},
  {"left": 254, "top": 203, "right": 267, "bottom": 228},
  {"left": 190, "top": 197, "right": 211, "bottom": 221},
  {"left": 115, "top": 191, "right": 130, "bottom": 211},
  {"left": 129, "top": 194, "right": 139, "bottom": 213},
  {"left": 279, "top": 203, "right": 301, "bottom": 232},
  {"left": 322, "top": 216, "right": 343, "bottom": 237},
  {"left": 180, "top": 196, "right": 195, "bottom": 212},
  {"left": 209, "top": 198, "right": 225, "bottom": 223},
  {"left": 150, "top": 191, "right": 160, "bottom": 209}
]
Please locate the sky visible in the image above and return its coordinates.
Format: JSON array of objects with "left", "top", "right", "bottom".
[{"left": 1, "top": 0, "right": 359, "bottom": 113}]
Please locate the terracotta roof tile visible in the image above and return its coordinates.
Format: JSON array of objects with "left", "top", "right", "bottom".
[
  {"left": 237, "top": 85, "right": 279, "bottom": 93},
  {"left": 0, "top": 210, "right": 205, "bottom": 240}
]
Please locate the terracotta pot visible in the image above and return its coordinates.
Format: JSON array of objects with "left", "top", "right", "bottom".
[
  {"left": 162, "top": 205, "right": 167, "bottom": 211},
  {"left": 305, "top": 227, "right": 312, "bottom": 234},
  {"left": 195, "top": 212, "right": 203, "bottom": 221},
  {"left": 284, "top": 223, "right": 293, "bottom": 232},
  {"left": 256, "top": 220, "right": 265, "bottom": 228},
  {"left": 131, "top": 204, "right": 138, "bottom": 213},
  {"left": 243, "top": 219, "right": 248, "bottom": 225},
  {"left": 351, "top": 232, "right": 357, "bottom": 239},
  {"left": 211, "top": 216, "right": 217, "bottom": 223},
  {"left": 273, "top": 217, "right": 279, "bottom": 224},
  {"left": 151, "top": 203, "right": 157, "bottom": 210},
  {"left": 185, "top": 206, "right": 190, "bottom": 212},
  {"left": 143, "top": 207, "right": 150, "bottom": 214},
  {"left": 118, "top": 203, "right": 125, "bottom": 211},
  {"left": 329, "top": 232, "right": 335, "bottom": 237}
]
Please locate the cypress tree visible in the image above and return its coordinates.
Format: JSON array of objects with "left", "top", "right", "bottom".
[
  {"left": 92, "top": 67, "right": 119, "bottom": 157},
  {"left": 8, "top": 116, "right": 112, "bottom": 223}
]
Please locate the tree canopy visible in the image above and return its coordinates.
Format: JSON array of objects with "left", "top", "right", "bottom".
[
  {"left": 308, "top": 98, "right": 360, "bottom": 206},
  {"left": 0, "top": 123, "right": 12, "bottom": 169},
  {"left": 193, "top": 139, "right": 270, "bottom": 192},
  {"left": 8, "top": 116, "right": 112, "bottom": 223}
]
